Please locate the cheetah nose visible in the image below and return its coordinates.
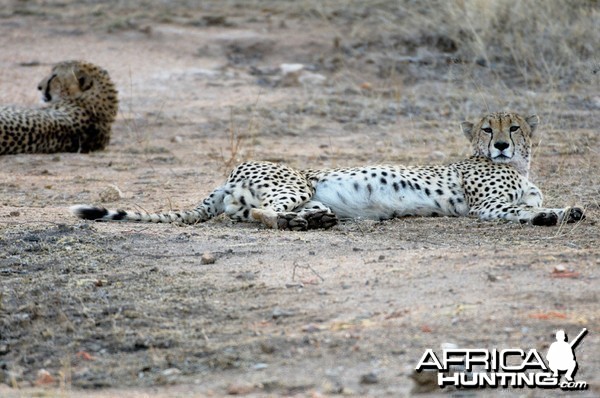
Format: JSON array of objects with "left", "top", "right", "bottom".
[{"left": 494, "top": 141, "right": 510, "bottom": 151}]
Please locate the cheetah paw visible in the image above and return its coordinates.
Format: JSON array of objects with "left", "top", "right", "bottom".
[
  {"left": 532, "top": 211, "right": 559, "bottom": 226},
  {"left": 565, "top": 207, "right": 585, "bottom": 223},
  {"left": 277, "top": 213, "right": 308, "bottom": 231},
  {"left": 305, "top": 211, "right": 338, "bottom": 230}
]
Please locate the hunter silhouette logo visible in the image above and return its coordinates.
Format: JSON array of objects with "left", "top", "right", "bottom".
[
  {"left": 415, "top": 328, "right": 589, "bottom": 390},
  {"left": 546, "top": 328, "right": 587, "bottom": 382}
]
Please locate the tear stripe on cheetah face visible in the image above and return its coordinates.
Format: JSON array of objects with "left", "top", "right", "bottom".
[
  {"left": 461, "top": 112, "right": 538, "bottom": 178},
  {"left": 70, "top": 113, "right": 585, "bottom": 229},
  {"left": 0, "top": 60, "right": 118, "bottom": 155}
]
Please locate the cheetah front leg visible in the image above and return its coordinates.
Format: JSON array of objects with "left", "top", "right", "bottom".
[{"left": 471, "top": 199, "right": 585, "bottom": 226}]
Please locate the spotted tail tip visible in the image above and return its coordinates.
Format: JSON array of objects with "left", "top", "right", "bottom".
[{"left": 70, "top": 205, "right": 109, "bottom": 220}]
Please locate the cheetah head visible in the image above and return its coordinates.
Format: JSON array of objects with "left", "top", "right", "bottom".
[
  {"left": 461, "top": 112, "right": 539, "bottom": 177},
  {"left": 37, "top": 60, "right": 97, "bottom": 103}
]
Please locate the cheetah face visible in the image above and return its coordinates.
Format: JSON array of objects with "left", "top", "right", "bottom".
[
  {"left": 461, "top": 112, "right": 539, "bottom": 176},
  {"left": 37, "top": 62, "right": 94, "bottom": 103}
]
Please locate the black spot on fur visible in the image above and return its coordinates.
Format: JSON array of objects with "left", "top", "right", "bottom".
[{"left": 113, "top": 210, "right": 127, "bottom": 220}]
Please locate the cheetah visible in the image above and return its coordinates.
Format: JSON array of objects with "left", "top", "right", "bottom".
[
  {"left": 0, "top": 60, "right": 118, "bottom": 155},
  {"left": 71, "top": 112, "right": 584, "bottom": 229}
]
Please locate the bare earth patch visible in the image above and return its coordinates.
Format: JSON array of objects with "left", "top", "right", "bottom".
[{"left": 1, "top": 1, "right": 599, "bottom": 397}]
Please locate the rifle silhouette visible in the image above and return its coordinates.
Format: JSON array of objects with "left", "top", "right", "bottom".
[{"left": 570, "top": 328, "right": 587, "bottom": 349}]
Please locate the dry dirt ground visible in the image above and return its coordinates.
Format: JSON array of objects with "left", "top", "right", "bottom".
[{"left": 0, "top": 1, "right": 599, "bottom": 397}]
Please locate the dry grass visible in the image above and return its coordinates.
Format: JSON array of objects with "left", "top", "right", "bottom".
[{"left": 287, "top": 0, "right": 599, "bottom": 86}]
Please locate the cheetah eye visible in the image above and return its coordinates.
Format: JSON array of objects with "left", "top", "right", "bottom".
[
  {"left": 482, "top": 127, "right": 493, "bottom": 134},
  {"left": 509, "top": 126, "right": 519, "bottom": 132}
]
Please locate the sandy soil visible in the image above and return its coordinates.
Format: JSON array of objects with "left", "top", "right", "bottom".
[{"left": 1, "top": 2, "right": 599, "bottom": 397}]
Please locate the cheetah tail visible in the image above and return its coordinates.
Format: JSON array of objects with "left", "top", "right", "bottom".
[{"left": 69, "top": 205, "right": 209, "bottom": 224}]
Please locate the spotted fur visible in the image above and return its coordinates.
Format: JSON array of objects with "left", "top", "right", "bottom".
[
  {"left": 71, "top": 112, "right": 584, "bottom": 229},
  {"left": 0, "top": 60, "right": 118, "bottom": 155}
]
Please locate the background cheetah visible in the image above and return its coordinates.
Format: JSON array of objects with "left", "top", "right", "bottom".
[
  {"left": 72, "top": 113, "right": 584, "bottom": 228},
  {"left": 0, "top": 60, "right": 118, "bottom": 154}
]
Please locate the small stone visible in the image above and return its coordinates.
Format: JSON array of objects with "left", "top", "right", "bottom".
[
  {"left": 260, "top": 341, "right": 276, "bottom": 354},
  {"left": 360, "top": 372, "right": 379, "bottom": 384},
  {"left": 298, "top": 71, "right": 326, "bottom": 86},
  {"left": 553, "top": 264, "right": 566, "bottom": 273},
  {"left": 226, "top": 382, "right": 255, "bottom": 395},
  {"left": 410, "top": 370, "right": 438, "bottom": 393},
  {"left": 441, "top": 342, "right": 458, "bottom": 350},
  {"left": 279, "top": 63, "right": 304, "bottom": 86},
  {"left": 280, "top": 63, "right": 304, "bottom": 74},
  {"left": 201, "top": 252, "right": 216, "bottom": 265},
  {"left": 14, "top": 313, "right": 30, "bottom": 322},
  {"left": 272, "top": 307, "right": 294, "bottom": 319},
  {"left": 98, "top": 185, "right": 123, "bottom": 203},
  {"left": 171, "top": 135, "right": 184, "bottom": 143},
  {"left": 8, "top": 211, "right": 20, "bottom": 217},
  {"left": 486, "top": 272, "right": 498, "bottom": 282},
  {"left": 161, "top": 368, "right": 181, "bottom": 376},
  {"left": 252, "top": 363, "right": 268, "bottom": 370},
  {"left": 235, "top": 272, "right": 255, "bottom": 281},
  {"left": 35, "top": 369, "right": 54, "bottom": 386},
  {"left": 301, "top": 323, "right": 322, "bottom": 333}
]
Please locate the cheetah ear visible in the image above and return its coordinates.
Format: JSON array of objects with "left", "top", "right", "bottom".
[
  {"left": 461, "top": 121, "right": 474, "bottom": 140},
  {"left": 77, "top": 73, "right": 94, "bottom": 91},
  {"left": 525, "top": 114, "right": 539, "bottom": 136}
]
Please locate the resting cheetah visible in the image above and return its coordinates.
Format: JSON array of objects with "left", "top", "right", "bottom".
[
  {"left": 71, "top": 112, "right": 584, "bottom": 229},
  {"left": 0, "top": 60, "right": 118, "bottom": 155}
]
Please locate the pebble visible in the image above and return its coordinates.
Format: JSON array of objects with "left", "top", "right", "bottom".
[
  {"left": 410, "top": 370, "right": 438, "bottom": 393},
  {"left": 260, "top": 341, "right": 276, "bottom": 354},
  {"left": 161, "top": 368, "right": 181, "bottom": 376},
  {"left": 301, "top": 323, "right": 322, "bottom": 333},
  {"left": 35, "top": 369, "right": 54, "bottom": 386},
  {"left": 360, "top": 372, "right": 379, "bottom": 384},
  {"left": 201, "top": 252, "right": 216, "bottom": 264},
  {"left": 553, "top": 264, "right": 566, "bottom": 273},
  {"left": 226, "top": 382, "right": 255, "bottom": 395},
  {"left": 98, "top": 185, "right": 123, "bottom": 203},
  {"left": 252, "top": 363, "right": 268, "bottom": 370},
  {"left": 298, "top": 71, "right": 326, "bottom": 86},
  {"left": 272, "top": 307, "right": 294, "bottom": 319}
]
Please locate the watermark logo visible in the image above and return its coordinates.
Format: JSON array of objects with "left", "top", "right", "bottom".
[{"left": 415, "top": 328, "right": 588, "bottom": 390}]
